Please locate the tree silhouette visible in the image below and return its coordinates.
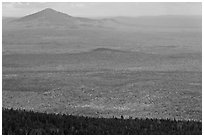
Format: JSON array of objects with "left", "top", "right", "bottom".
[{"left": 2, "top": 108, "right": 202, "bottom": 135}]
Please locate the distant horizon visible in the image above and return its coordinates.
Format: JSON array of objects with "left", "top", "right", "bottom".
[
  {"left": 3, "top": 2, "right": 202, "bottom": 18},
  {"left": 2, "top": 7, "right": 202, "bottom": 19}
]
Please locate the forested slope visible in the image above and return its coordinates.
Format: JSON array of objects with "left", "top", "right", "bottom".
[{"left": 2, "top": 108, "right": 202, "bottom": 135}]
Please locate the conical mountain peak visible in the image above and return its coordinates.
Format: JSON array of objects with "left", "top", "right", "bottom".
[
  {"left": 37, "top": 8, "right": 67, "bottom": 15},
  {"left": 41, "top": 8, "right": 56, "bottom": 12},
  {"left": 10, "top": 8, "right": 102, "bottom": 28},
  {"left": 16, "top": 8, "right": 72, "bottom": 22}
]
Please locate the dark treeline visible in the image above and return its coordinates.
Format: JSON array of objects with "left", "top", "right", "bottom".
[{"left": 2, "top": 108, "right": 202, "bottom": 135}]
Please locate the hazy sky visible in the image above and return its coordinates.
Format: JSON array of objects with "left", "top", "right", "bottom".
[{"left": 2, "top": 2, "right": 202, "bottom": 17}]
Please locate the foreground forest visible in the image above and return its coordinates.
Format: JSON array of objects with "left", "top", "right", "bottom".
[{"left": 2, "top": 108, "right": 201, "bottom": 135}]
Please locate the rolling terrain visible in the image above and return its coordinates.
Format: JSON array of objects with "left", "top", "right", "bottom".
[
  {"left": 3, "top": 8, "right": 201, "bottom": 54},
  {"left": 2, "top": 8, "right": 202, "bottom": 122}
]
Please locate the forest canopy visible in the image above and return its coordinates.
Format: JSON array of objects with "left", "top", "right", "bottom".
[{"left": 2, "top": 108, "right": 202, "bottom": 135}]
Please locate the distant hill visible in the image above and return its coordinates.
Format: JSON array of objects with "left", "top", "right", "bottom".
[
  {"left": 2, "top": 17, "right": 17, "bottom": 24},
  {"left": 91, "top": 48, "right": 130, "bottom": 53},
  {"left": 15, "top": 8, "right": 96, "bottom": 26},
  {"left": 112, "top": 15, "right": 202, "bottom": 28},
  {"left": 2, "top": 8, "right": 202, "bottom": 58},
  {"left": 3, "top": 8, "right": 201, "bottom": 29},
  {"left": 4, "top": 8, "right": 109, "bottom": 29},
  {"left": 16, "top": 8, "right": 73, "bottom": 22},
  {"left": 3, "top": 48, "right": 202, "bottom": 71}
]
